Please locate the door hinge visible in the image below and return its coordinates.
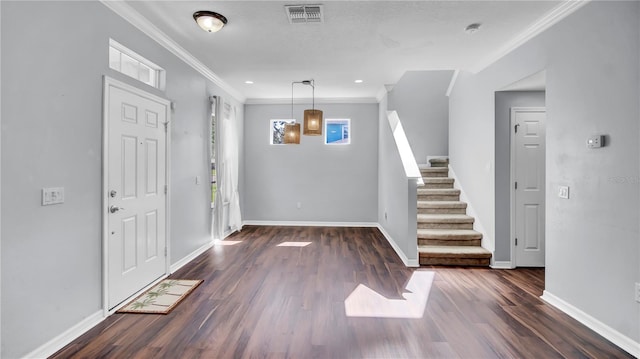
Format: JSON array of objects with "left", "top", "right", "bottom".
[
  {"left": 164, "top": 185, "right": 168, "bottom": 194},
  {"left": 515, "top": 182, "right": 518, "bottom": 190},
  {"left": 515, "top": 238, "right": 518, "bottom": 246},
  {"left": 515, "top": 124, "right": 520, "bottom": 133},
  {"left": 164, "top": 247, "right": 168, "bottom": 257},
  {"left": 163, "top": 122, "right": 169, "bottom": 133}
]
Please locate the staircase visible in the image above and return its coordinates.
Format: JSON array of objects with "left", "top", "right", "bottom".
[{"left": 417, "top": 158, "right": 492, "bottom": 266}]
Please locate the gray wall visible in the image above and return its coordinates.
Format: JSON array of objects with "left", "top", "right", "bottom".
[
  {"left": 1, "top": 1, "right": 243, "bottom": 357},
  {"left": 377, "top": 94, "right": 418, "bottom": 263},
  {"left": 449, "top": 1, "right": 638, "bottom": 344},
  {"left": 243, "top": 103, "right": 378, "bottom": 223},
  {"left": 387, "top": 71, "right": 452, "bottom": 164},
  {"left": 494, "top": 91, "right": 545, "bottom": 261}
]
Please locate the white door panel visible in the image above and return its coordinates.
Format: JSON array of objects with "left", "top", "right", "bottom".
[
  {"left": 105, "top": 78, "right": 168, "bottom": 310},
  {"left": 512, "top": 108, "right": 546, "bottom": 267}
]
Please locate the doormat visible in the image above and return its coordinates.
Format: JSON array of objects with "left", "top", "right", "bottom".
[{"left": 117, "top": 279, "right": 203, "bottom": 314}]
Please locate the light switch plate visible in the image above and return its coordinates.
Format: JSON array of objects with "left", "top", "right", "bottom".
[
  {"left": 42, "top": 187, "right": 65, "bottom": 205},
  {"left": 558, "top": 186, "right": 569, "bottom": 199}
]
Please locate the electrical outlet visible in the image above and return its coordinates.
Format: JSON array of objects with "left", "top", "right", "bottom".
[
  {"left": 558, "top": 186, "right": 569, "bottom": 199},
  {"left": 586, "top": 135, "right": 604, "bottom": 149},
  {"left": 635, "top": 283, "right": 640, "bottom": 303}
]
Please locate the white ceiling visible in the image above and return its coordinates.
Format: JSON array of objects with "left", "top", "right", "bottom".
[{"left": 124, "top": 1, "right": 565, "bottom": 101}]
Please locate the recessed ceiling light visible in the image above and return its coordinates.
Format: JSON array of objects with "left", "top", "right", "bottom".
[
  {"left": 354, "top": 79, "right": 363, "bottom": 84},
  {"left": 464, "top": 23, "right": 481, "bottom": 34},
  {"left": 245, "top": 80, "right": 254, "bottom": 84}
]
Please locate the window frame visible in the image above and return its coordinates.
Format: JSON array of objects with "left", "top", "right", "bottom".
[{"left": 109, "top": 39, "right": 165, "bottom": 90}]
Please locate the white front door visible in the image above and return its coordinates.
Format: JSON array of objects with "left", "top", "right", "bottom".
[
  {"left": 511, "top": 107, "right": 546, "bottom": 267},
  {"left": 104, "top": 77, "right": 169, "bottom": 310}
]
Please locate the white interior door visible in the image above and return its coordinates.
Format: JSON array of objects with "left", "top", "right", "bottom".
[
  {"left": 511, "top": 107, "right": 546, "bottom": 267},
  {"left": 104, "top": 77, "right": 169, "bottom": 310}
]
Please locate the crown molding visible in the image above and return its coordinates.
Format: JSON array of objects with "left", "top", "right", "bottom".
[
  {"left": 245, "top": 97, "right": 379, "bottom": 105},
  {"left": 375, "top": 86, "right": 389, "bottom": 102},
  {"left": 470, "top": 0, "right": 591, "bottom": 74},
  {"left": 100, "top": 0, "right": 246, "bottom": 103}
]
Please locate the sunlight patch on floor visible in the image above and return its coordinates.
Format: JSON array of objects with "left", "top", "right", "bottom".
[
  {"left": 276, "top": 241, "right": 312, "bottom": 247},
  {"left": 214, "top": 240, "right": 243, "bottom": 246},
  {"left": 344, "top": 271, "right": 435, "bottom": 318}
]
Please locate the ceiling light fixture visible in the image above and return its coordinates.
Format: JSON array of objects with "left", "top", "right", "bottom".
[
  {"left": 193, "top": 11, "right": 228, "bottom": 33},
  {"left": 245, "top": 80, "right": 254, "bottom": 84},
  {"left": 283, "top": 123, "right": 301, "bottom": 144},
  {"left": 464, "top": 23, "right": 481, "bottom": 34},
  {"left": 354, "top": 79, "right": 363, "bottom": 84}
]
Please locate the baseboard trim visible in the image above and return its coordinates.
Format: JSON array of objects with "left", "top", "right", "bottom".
[
  {"left": 490, "top": 261, "right": 515, "bottom": 269},
  {"left": 242, "top": 220, "right": 378, "bottom": 228},
  {"left": 170, "top": 240, "right": 214, "bottom": 274},
  {"left": 23, "top": 310, "right": 104, "bottom": 359},
  {"left": 541, "top": 290, "right": 640, "bottom": 357},
  {"left": 376, "top": 225, "right": 420, "bottom": 267}
]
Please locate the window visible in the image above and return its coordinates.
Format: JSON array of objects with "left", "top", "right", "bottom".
[
  {"left": 325, "top": 119, "right": 351, "bottom": 145},
  {"left": 270, "top": 119, "right": 295, "bottom": 145},
  {"left": 109, "top": 39, "right": 164, "bottom": 89}
]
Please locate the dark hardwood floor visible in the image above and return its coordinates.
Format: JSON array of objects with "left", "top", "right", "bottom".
[{"left": 52, "top": 226, "right": 633, "bottom": 358}]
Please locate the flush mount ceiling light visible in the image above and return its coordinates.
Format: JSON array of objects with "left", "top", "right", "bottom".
[
  {"left": 464, "top": 23, "right": 482, "bottom": 34},
  {"left": 193, "top": 11, "right": 228, "bottom": 33}
]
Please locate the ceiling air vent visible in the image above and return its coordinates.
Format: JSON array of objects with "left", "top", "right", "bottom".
[{"left": 285, "top": 5, "right": 324, "bottom": 24}]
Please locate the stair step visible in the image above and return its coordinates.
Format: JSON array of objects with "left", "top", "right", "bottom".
[
  {"left": 417, "top": 229, "right": 482, "bottom": 240},
  {"left": 417, "top": 188, "right": 460, "bottom": 201},
  {"left": 417, "top": 214, "right": 474, "bottom": 229},
  {"left": 417, "top": 229, "right": 482, "bottom": 246},
  {"left": 418, "top": 245, "right": 491, "bottom": 266},
  {"left": 417, "top": 201, "right": 467, "bottom": 214},
  {"left": 423, "top": 178, "right": 454, "bottom": 189},
  {"left": 419, "top": 167, "right": 448, "bottom": 177},
  {"left": 428, "top": 158, "right": 449, "bottom": 168}
]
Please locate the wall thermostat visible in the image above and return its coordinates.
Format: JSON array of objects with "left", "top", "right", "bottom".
[{"left": 586, "top": 135, "right": 604, "bottom": 149}]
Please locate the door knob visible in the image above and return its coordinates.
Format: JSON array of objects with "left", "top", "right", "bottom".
[{"left": 109, "top": 205, "right": 124, "bottom": 214}]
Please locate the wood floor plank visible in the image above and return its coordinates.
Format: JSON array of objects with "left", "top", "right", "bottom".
[{"left": 50, "top": 226, "right": 634, "bottom": 359}]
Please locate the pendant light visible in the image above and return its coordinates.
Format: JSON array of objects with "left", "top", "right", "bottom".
[
  {"left": 302, "top": 80, "right": 323, "bottom": 136},
  {"left": 283, "top": 123, "right": 301, "bottom": 144}
]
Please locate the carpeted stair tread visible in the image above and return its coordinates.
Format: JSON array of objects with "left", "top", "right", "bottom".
[
  {"left": 418, "top": 188, "right": 460, "bottom": 195},
  {"left": 417, "top": 214, "right": 474, "bottom": 223},
  {"left": 417, "top": 201, "right": 467, "bottom": 209},
  {"left": 417, "top": 228, "right": 482, "bottom": 240},
  {"left": 423, "top": 178, "right": 454, "bottom": 184},
  {"left": 419, "top": 167, "right": 449, "bottom": 177},
  {"left": 418, "top": 245, "right": 492, "bottom": 258}
]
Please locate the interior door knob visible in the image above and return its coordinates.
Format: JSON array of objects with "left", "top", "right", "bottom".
[{"left": 110, "top": 205, "right": 124, "bottom": 214}]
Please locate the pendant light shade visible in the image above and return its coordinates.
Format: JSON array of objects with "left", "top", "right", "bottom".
[
  {"left": 193, "top": 11, "right": 228, "bottom": 33},
  {"left": 283, "top": 123, "right": 301, "bottom": 144},
  {"left": 303, "top": 109, "right": 323, "bottom": 136}
]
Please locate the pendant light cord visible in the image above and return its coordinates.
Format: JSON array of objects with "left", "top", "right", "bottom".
[{"left": 291, "top": 79, "right": 315, "bottom": 117}]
